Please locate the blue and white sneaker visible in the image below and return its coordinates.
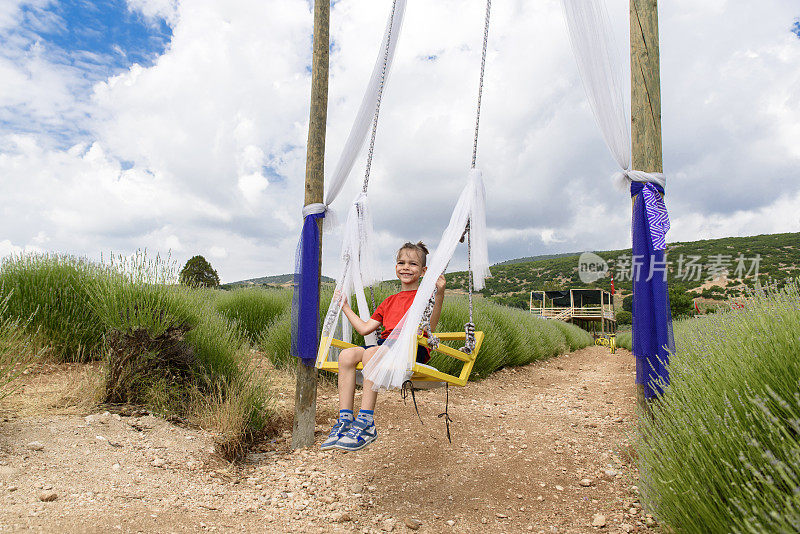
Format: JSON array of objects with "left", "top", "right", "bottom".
[
  {"left": 321, "top": 418, "right": 353, "bottom": 450},
  {"left": 335, "top": 419, "right": 378, "bottom": 451}
]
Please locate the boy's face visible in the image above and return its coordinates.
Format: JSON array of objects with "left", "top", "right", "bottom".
[{"left": 396, "top": 249, "right": 426, "bottom": 286}]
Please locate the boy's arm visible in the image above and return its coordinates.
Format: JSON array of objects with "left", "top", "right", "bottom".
[
  {"left": 429, "top": 275, "right": 446, "bottom": 332},
  {"left": 340, "top": 294, "right": 382, "bottom": 336}
]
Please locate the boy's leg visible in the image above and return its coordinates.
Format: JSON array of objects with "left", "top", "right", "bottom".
[
  {"left": 337, "top": 347, "right": 365, "bottom": 411},
  {"left": 360, "top": 346, "right": 381, "bottom": 411},
  {"left": 321, "top": 347, "right": 363, "bottom": 450},
  {"left": 337, "top": 346, "right": 380, "bottom": 451}
]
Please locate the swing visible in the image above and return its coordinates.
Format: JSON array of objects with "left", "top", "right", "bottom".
[
  {"left": 316, "top": 330, "right": 485, "bottom": 387},
  {"left": 314, "top": 0, "right": 492, "bottom": 390}
]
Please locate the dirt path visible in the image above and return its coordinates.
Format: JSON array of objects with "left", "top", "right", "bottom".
[{"left": 0, "top": 346, "right": 655, "bottom": 533}]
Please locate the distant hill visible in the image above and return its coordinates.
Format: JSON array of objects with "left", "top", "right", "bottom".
[
  {"left": 447, "top": 232, "right": 800, "bottom": 310},
  {"left": 223, "top": 273, "right": 335, "bottom": 289},
  {"left": 492, "top": 252, "right": 581, "bottom": 266},
  {"left": 224, "top": 232, "right": 800, "bottom": 312}
]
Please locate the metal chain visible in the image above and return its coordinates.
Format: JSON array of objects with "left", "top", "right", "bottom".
[
  {"left": 471, "top": 0, "right": 492, "bottom": 169},
  {"left": 462, "top": 0, "right": 491, "bottom": 353},
  {"left": 467, "top": 222, "right": 473, "bottom": 324},
  {"left": 362, "top": 0, "right": 398, "bottom": 193},
  {"left": 462, "top": 221, "right": 476, "bottom": 354},
  {"left": 419, "top": 288, "right": 440, "bottom": 351},
  {"left": 357, "top": 0, "right": 398, "bottom": 326},
  {"left": 369, "top": 0, "right": 490, "bottom": 354}
]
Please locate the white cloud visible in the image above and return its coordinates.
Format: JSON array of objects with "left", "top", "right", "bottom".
[
  {"left": 0, "top": 1, "right": 51, "bottom": 31},
  {"left": 208, "top": 246, "right": 228, "bottom": 259},
  {"left": 126, "top": 0, "right": 179, "bottom": 25},
  {"left": 0, "top": 0, "right": 798, "bottom": 283},
  {"left": 670, "top": 189, "right": 800, "bottom": 243}
]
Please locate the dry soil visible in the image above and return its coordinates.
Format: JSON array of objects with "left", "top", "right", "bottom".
[{"left": 0, "top": 346, "right": 656, "bottom": 534}]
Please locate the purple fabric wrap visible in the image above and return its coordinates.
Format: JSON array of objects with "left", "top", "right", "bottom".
[
  {"left": 631, "top": 182, "right": 674, "bottom": 398},
  {"left": 290, "top": 212, "right": 325, "bottom": 367}
]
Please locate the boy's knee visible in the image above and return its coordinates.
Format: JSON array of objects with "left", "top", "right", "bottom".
[
  {"left": 362, "top": 346, "right": 380, "bottom": 364},
  {"left": 339, "top": 349, "right": 360, "bottom": 368}
]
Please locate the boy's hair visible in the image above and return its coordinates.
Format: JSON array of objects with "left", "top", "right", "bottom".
[{"left": 397, "top": 241, "right": 429, "bottom": 267}]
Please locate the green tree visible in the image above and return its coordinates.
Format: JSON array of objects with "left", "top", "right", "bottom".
[
  {"left": 668, "top": 287, "right": 694, "bottom": 318},
  {"left": 179, "top": 255, "right": 220, "bottom": 288},
  {"left": 623, "top": 290, "right": 694, "bottom": 318},
  {"left": 622, "top": 295, "right": 633, "bottom": 312}
]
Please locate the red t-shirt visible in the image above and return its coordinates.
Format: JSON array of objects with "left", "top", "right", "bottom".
[{"left": 371, "top": 290, "right": 418, "bottom": 340}]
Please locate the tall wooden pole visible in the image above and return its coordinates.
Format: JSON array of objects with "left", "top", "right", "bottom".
[
  {"left": 292, "top": 0, "right": 329, "bottom": 449},
  {"left": 630, "top": 0, "right": 662, "bottom": 416}
]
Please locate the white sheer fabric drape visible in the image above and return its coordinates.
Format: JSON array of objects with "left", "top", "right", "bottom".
[
  {"left": 362, "top": 169, "right": 490, "bottom": 391},
  {"left": 302, "top": 0, "right": 406, "bottom": 228},
  {"left": 323, "top": 0, "right": 406, "bottom": 208},
  {"left": 560, "top": 0, "right": 664, "bottom": 188},
  {"left": 317, "top": 193, "right": 379, "bottom": 364},
  {"left": 313, "top": 0, "right": 407, "bottom": 362}
]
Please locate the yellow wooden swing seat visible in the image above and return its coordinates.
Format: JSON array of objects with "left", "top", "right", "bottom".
[{"left": 315, "top": 330, "right": 484, "bottom": 387}]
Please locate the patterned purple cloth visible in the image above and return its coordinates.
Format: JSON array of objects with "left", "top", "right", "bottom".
[
  {"left": 641, "top": 183, "right": 670, "bottom": 251},
  {"left": 630, "top": 181, "right": 674, "bottom": 398}
]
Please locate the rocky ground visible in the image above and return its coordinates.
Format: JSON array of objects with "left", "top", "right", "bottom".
[{"left": 0, "top": 345, "right": 657, "bottom": 533}]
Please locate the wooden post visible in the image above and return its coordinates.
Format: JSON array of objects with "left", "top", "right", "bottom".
[
  {"left": 630, "top": 0, "right": 662, "bottom": 416},
  {"left": 292, "top": 0, "right": 329, "bottom": 449}
]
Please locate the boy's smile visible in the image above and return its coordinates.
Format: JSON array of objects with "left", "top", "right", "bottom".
[{"left": 396, "top": 249, "right": 426, "bottom": 289}]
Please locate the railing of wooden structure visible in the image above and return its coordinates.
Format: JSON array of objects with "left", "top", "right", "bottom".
[
  {"left": 529, "top": 306, "right": 615, "bottom": 320},
  {"left": 529, "top": 289, "right": 616, "bottom": 324}
]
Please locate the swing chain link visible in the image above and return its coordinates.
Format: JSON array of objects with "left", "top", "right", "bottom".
[
  {"left": 461, "top": 321, "right": 476, "bottom": 354},
  {"left": 471, "top": 0, "right": 492, "bottom": 169},
  {"left": 371, "top": 0, "right": 488, "bottom": 351},
  {"left": 461, "top": 0, "right": 491, "bottom": 352},
  {"left": 419, "top": 288, "right": 440, "bottom": 351},
  {"left": 362, "top": 0, "right": 398, "bottom": 194},
  {"left": 462, "top": 220, "right": 477, "bottom": 353}
]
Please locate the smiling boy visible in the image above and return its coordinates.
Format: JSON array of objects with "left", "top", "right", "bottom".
[{"left": 321, "top": 242, "right": 445, "bottom": 451}]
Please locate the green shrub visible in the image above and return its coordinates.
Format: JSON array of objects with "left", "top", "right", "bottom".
[
  {"left": 1, "top": 251, "right": 271, "bottom": 460},
  {"left": 669, "top": 287, "right": 695, "bottom": 318},
  {"left": 258, "top": 309, "right": 295, "bottom": 369},
  {"left": 637, "top": 282, "right": 800, "bottom": 533},
  {"left": 215, "top": 287, "right": 292, "bottom": 344},
  {"left": 616, "top": 310, "right": 632, "bottom": 325},
  {"left": 91, "top": 268, "right": 195, "bottom": 339},
  {"left": 526, "top": 319, "right": 565, "bottom": 360},
  {"left": 615, "top": 330, "right": 632, "bottom": 350},
  {"left": 553, "top": 320, "right": 591, "bottom": 351},
  {"left": 0, "top": 293, "right": 39, "bottom": 399},
  {"left": 623, "top": 295, "right": 633, "bottom": 312},
  {"left": 258, "top": 285, "right": 332, "bottom": 369},
  {"left": 0, "top": 254, "right": 105, "bottom": 362}
]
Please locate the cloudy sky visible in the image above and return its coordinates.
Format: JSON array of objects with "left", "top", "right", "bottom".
[{"left": 1, "top": 0, "right": 798, "bottom": 283}]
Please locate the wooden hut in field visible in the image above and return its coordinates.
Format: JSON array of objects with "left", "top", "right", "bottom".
[{"left": 529, "top": 289, "right": 616, "bottom": 335}]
